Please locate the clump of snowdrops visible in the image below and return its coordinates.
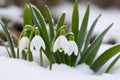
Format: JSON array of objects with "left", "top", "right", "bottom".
[{"left": 1, "top": 1, "right": 120, "bottom": 73}]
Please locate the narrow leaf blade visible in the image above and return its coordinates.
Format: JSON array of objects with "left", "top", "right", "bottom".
[
  {"left": 0, "top": 20, "right": 16, "bottom": 58},
  {"left": 29, "top": 4, "right": 50, "bottom": 59},
  {"left": 23, "top": 4, "right": 32, "bottom": 26},
  {"left": 105, "top": 54, "right": 120, "bottom": 73},
  {"left": 45, "top": 5, "right": 54, "bottom": 42},
  {"left": 72, "top": 1, "right": 79, "bottom": 43},
  {"left": 83, "top": 14, "right": 101, "bottom": 52},
  {"left": 78, "top": 4, "right": 90, "bottom": 54},
  {"left": 56, "top": 12, "right": 66, "bottom": 31},
  {"left": 86, "top": 39, "right": 102, "bottom": 65},
  {"left": 78, "top": 23, "right": 113, "bottom": 64},
  {"left": 32, "top": 5, "right": 49, "bottom": 41},
  {"left": 91, "top": 44, "right": 120, "bottom": 72}
]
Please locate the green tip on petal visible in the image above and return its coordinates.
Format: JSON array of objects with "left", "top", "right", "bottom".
[
  {"left": 60, "top": 29, "right": 65, "bottom": 35},
  {"left": 69, "top": 34, "right": 74, "bottom": 41},
  {"left": 23, "top": 31, "right": 28, "bottom": 37},
  {"left": 35, "top": 29, "right": 40, "bottom": 35}
]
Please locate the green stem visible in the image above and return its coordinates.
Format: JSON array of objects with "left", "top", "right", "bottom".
[
  {"left": 71, "top": 54, "right": 76, "bottom": 66},
  {"left": 40, "top": 49, "right": 43, "bottom": 66},
  {"left": 17, "top": 48, "right": 19, "bottom": 59},
  {"left": 28, "top": 27, "right": 35, "bottom": 61},
  {"left": 49, "top": 52, "right": 53, "bottom": 70},
  {"left": 69, "top": 56, "right": 71, "bottom": 66},
  {"left": 62, "top": 52, "right": 65, "bottom": 63},
  {"left": 28, "top": 51, "right": 33, "bottom": 61}
]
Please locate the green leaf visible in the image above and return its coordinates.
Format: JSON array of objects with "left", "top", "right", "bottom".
[
  {"left": 78, "top": 23, "right": 113, "bottom": 64},
  {"left": 0, "top": 20, "right": 16, "bottom": 58},
  {"left": 105, "top": 54, "right": 120, "bottom": 73},
  {"left": 86, "top": 39, "right": 102, "bottom": 65},
  {"left": 78, "top": 4, "right": 90, "bottom": 54},
  {"left": 29, "top": 4, "right": 50, "bottom": 59},
  {"left": 91, "top": 44, "right": 120, "bottom": 72},
  {"left": 56, "top": 12, "right": 66, "bottom": 31},
  {"left": 83, "top": 14, "right": 101, "bottom": 53},
  {"left": 23, "top": 4, "right": 32, "bottom": 26},
  {"left": 72, "top": 1, "right": 79, "bottom": 43},
  {"left": 32, "top": 5, "right": 49, "bottom": 41},
  {"left": 45, "top": 5, "right": 54, "bottom": 42}
]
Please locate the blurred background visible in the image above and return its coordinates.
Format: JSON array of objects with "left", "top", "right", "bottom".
[{"left": 0, "top": 0, "right": 120, "bottom": 46}]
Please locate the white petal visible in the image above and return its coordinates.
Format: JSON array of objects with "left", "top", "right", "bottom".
[
  {"left": 72, "top": 41, "right": 78, "bottom": 56},
  {"left": 53, "top": 36, "right": 61, "bottom": 52},
  {"left": 53, "top": 35, "right": 68, "bottom": 53},
  {"left": 39, "top": 36, "right": 45, "bottom": 50},
  {"left": 67, "top": 41, "right": 78, "bottom": 56},
  {"left": 60, "top": 36, "right": 68, "bottom": 53},
  {"left": 19, "top": 37, "right": 29, "bottom": 54},
  {"left": 67, "top": 41, "right": 74, "bottom": 56},
  {"left": 30, "top": 36, "right": 45, "bottom": 53}
]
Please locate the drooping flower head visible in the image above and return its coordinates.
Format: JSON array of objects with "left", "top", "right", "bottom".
[
  {"left": 67, "top": 34, "right": 78, "bottom": 56},
  {"left": 53, "top": 29, "right": 68, "bottom": 53},
  {"left": 19, "top": 32, "right": 29, "bottom": 54},
  {"left": 30, "top": 30, "right": 45, "bottom": 53}
]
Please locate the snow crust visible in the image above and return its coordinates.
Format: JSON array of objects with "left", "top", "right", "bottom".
[{"left": 0, "top": 44, "right": 120, "bottom": 80}]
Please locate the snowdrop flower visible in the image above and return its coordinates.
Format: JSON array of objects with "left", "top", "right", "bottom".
[
  {"left": 67, "top": 41, "right": 78, "bottom": 56},
  {"left": 53, "top": 35, "right": 68, "bottom": 53},
  {"left": 30, "top": 35, "right": 45, "bottom": 53},
  {"left": 67, "top": 35, "right": 78, "bottom": 56},
  {"left": 19, "top": 36, "right": 29, "bottom": 54}
]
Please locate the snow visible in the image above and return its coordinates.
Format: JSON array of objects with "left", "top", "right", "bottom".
[
  {"left": 0, "top": 5, "right": 22, "bottom": 32},
  {"left": 0, "top": 44, "right": 120, "bottom": 80},
  {"left": 51, "top": 2, "right": 120, "bottom": 43},
  {"left": 0, "top": 6, "right": 22, "bottom": 23}
]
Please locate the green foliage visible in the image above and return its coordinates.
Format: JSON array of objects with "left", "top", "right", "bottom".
[
  {"left": 72, "top": 1, "right": 79, "bottom": 43},
  {"left": 91, "top": 44, "right": 120, "bottom": 72},
  {"left": 0, "top": 20, "right": 16, "bottom": 58},
  {"left": 45, "top": 5, "right": 54, "bottom": 42},
  {"left": 23, "top": 5, "right": 32, "bottom": 26},
  {"left": 105, "top": 54, "right": 120, "bottom": 73},
  {"left": 0, "top": 1, "right": 120, "bottom": 73},
  {"left": 78, "top": 4, "right": 90, "bottom": 55}
]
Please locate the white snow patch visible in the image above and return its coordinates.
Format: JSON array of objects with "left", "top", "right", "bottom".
[
  {"left": 0, "top": 44, "right": 120, "bottom": 80},
  {"left": 0, "top": 5, "right": 22, "bottom": 27}
]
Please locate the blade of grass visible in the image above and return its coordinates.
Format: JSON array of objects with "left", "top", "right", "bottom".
[
  {"left": 83, "top": 14, "right": 101, "bottom": 53},
  {"left": 45, "top": 5, "right": 54, "bottom": 42},
  {"left": 56, "top": 12, "right": 66, "bottom": 31},
  {"left": 32, "top": 5, "right": 49, "bottom": 42},
  {"left": 91, "top": 44, "right": 120, "bottom": 72},
  {"left": 78, "top": 23, "right": 113, "bottom": 64},
  {"left": 29, "top": 4, "right": 50, "bottom": 59},
  {"left": 72, "top": 1, "right": 79, "bottom": 43},
  {"left": 23, "top": 4, "right": 32, "bottom": 26},
  {"left": 78, "top": 4, "right": 90, "bottom": 55},
  {"left": 105, "top": 54, "right": 120, "bottom": 73},
  {"left": 86, "top": 39, "right": 102, "bottom": 65},
  {"left": 0, "top": 20, "right": 16, "bottom": 58}
]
